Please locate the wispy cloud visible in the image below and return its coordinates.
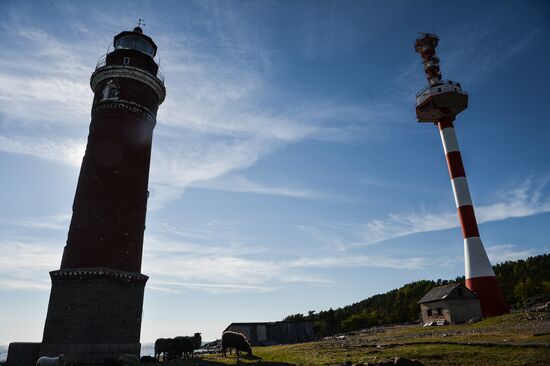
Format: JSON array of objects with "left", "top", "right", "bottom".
[
  {"left": 192, "top": 174, "right": 338, "bottom": 201},
  {"left": 0, "top": 214, "right": 70, "bottom": 231},
  {"left": 143, "top": 251, "right": 425, "bottom": 294},
  {"left": 0, "top": 238, "right": 62, "bottom": 290},
  {"left": 0, "top": 135, "right": 85, "bottom": 166},
  {"left": 148, "top": 281, "right": 277, "bottom": 294},
  {"left": 0, "top": 232, "right": 425, "bottom": 292},
  {"left": 287, "top": 255, "right": 427, "bottom": 270},
  {"left": 0, "top": 10, "right": 386, "bottom": 211},
  {"left": 0, "top": 25, "right": 98, "bottom": 127},
  {"left": 485, "top": 244, "right": 538, "bottom": 264},
  {"left": 445, "top": 21, "right": 543, "bottom": 85},
  {"left": 148, "top": 136, "right": 273, "bottom": 209},
  {"left": 301, "top": 176, "right": 550, "bottom": 249},
  {"left": 292, "top": 2, "right": 379, "bottom": 60}
]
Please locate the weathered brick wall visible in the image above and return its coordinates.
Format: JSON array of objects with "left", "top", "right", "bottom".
[
  {"left": 42, "top": 269, "right": 147, "bottom": 345},
  {"left": 61, "top": 107, "right": 155, "bottom": 274}
]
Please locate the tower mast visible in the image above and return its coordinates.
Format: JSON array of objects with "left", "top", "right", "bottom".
[{"left": 414, "top": 34, "right": 508, "bottom": 316}]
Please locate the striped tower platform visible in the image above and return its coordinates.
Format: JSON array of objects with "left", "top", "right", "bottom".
[{"left": 438, "top": 117, "right": 508, "bottom": 316}]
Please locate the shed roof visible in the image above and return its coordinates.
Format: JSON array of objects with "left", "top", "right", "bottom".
[{"left": 417, "top": 283, "right": 475, "bottom": 304}]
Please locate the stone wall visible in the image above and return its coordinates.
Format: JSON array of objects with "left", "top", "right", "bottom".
[
  {"left": 6, "top": 342, "right": 141, "bottom": 366},
  {"left": 447, "top": 299, "right": 482, "bottom": 323},
  {"left": 42, "top": 269, "right": 147, "bottom": 346},
  {"left": 6, "top": 343, "right": 40, "bottom": 366},
  {"left": 420, "top": 298, "right": 482, "bottom": 324},
  {"left": 40, "top": 343, "right": 140, "bottom": 364}
]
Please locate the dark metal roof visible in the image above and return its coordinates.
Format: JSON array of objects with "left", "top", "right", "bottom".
[{"left": 417, "top": 283, "right": 474, "bottom": 304}]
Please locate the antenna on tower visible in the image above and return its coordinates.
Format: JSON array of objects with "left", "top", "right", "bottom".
[{"left": 134, "top": 19, "right": 145, "bottom": 34}]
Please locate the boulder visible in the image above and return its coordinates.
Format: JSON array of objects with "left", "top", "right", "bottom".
[
  {"left": 118, "top": 354, "right": 140, "bottom": 366},
  {"left": 139, "top": 356, "right": 158, "bottom": 363},
  {"left": 394, "top": 357, "right": 424, "bottom": 366}
]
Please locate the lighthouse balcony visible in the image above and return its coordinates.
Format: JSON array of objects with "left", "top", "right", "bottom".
[
  {"left": 95, "top": 54, "right": 164, "bottom": 85},
  {"left": 415, "top": 80, "right": 468, "bottom": 122},
  {"left": 91, "top": 61, "right": 166, "bottom": 105}
]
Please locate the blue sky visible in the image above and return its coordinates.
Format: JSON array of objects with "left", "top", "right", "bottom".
[{"left": 1, "top": 0, "right": 549, "bottom": 344}]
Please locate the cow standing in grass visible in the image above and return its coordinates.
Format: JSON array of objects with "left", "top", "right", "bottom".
[{"left": 221, "top": 331, "right": 252, "bottom": 357}]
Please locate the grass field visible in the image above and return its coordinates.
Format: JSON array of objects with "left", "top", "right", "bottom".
[{"left": 171, "top": 312, "right": 549, "bottom": 366}]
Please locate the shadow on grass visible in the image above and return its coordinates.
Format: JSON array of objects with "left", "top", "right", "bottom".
[
  {"left": 174, "top": 355, "right": 295, "bottom": 366},
  {"left": 186, "top": 362, "right": 294, "bottom": 366}
]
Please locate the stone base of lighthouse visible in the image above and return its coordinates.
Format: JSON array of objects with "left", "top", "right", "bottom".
[{"left": 39, "top": 268, "right": 148, "bottom": 364}]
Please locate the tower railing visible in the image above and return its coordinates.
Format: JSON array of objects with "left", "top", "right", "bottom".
[
  {"left": 415, "top": 79, "right": 465, "bottom": 98},
  {"left": 156, "top": 67, "right": 165, "bottom": 84},
  {"left": 94, "top": 54, "right": 164, "bottom": 84},
  {"left": 95, "top": 54, "right": 107, "bottom": 69}
]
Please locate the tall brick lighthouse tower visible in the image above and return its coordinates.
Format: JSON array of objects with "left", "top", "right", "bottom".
[{"left": 39, "top": 25, "right": 165, "bottom": 363}]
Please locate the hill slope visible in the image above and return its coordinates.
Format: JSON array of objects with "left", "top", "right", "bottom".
[
  {"left": 284, "top": 254, "right": 550, "bottom": 336},
  {"left": 195, "top": 312, "right": 550, "bottom": 365}
]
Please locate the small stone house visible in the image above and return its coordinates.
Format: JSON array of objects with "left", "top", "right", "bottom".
[
  {"left": 418, "top": 283, "right": 482, "bottom": 325},
  {"left": 225, "top": 320, "right": 314, "bottom": 346}
]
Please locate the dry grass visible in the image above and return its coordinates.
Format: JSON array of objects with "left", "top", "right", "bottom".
[{"left": 172, "top": 312, "right": 550, "bottom": 366}]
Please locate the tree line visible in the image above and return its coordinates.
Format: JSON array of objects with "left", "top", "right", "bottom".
[{"left": 283, "top": 253, "right": 550, "bottom": 336}]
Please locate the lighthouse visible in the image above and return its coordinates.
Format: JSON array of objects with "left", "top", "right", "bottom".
[
  {"left": 37, "top": 25, "right": 166, "bottom": 362},
  {"left": 414, "top": 34, "right": 508, "bottom": 316}
]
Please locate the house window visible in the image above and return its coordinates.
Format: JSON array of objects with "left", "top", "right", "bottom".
[
  {"left": 123, "top": 57, "right": 130, "bottom": 65},
  {"left": 437, "top": 307, "right": 443, "bottom": 315},
  {"left": 427, "top": 309, "right": 432, "bottom": 316}
]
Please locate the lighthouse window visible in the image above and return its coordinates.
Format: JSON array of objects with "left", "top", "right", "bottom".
[
  {"left": 101, "top": 80, "right": 119, "bottom": 101},
  {"left": 108, "top": 87, "right": 118, "bottom": 99},
  {"left": 115, "top": 35, "right": 155, "bottom": 57},
  {"left": 123, "top": 57, "right": 130, "bottom": 65},
  {"left": 135, "top": 39, "right": 154, "bottom": 55}
]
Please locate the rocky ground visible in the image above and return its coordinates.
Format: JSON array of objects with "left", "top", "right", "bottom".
[
  {"left": 318, "top": 310, "right": 550, "bottom": 348},
  {"left": 188, "top": 311, "right": 550, "bottom": 366}
]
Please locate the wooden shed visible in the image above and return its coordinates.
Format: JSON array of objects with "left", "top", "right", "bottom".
[
  {"left": 225, "top": 320, "right": 314, "bottom": 346},
  {"left": 418, "top": 283, "right": 482, "bottom": 325}
]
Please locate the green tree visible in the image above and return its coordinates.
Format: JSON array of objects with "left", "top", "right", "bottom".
[{"left": 284, "top": 254, "right": 550, "bottom": 337}]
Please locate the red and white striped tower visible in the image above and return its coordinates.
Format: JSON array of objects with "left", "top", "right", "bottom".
[{"left": 414, "top": 34, "right": 508, "bottom": 316}]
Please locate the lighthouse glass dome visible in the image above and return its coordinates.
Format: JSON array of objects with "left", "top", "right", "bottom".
[{"left": 114, "top": 35, "right": 155, "bottom": 57}]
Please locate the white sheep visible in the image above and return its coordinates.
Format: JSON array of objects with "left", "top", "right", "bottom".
[{"left": 36, "top": 354, "right": 66, "bottom": 366}]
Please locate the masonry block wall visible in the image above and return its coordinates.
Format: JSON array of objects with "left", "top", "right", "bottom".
[{"left": 41, "top": 269, "right": 147, "bottom": 345}]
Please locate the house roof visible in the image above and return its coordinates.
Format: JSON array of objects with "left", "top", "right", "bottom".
[{"left": 417, "top": 283, "right": 472, "bottom": 304}]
